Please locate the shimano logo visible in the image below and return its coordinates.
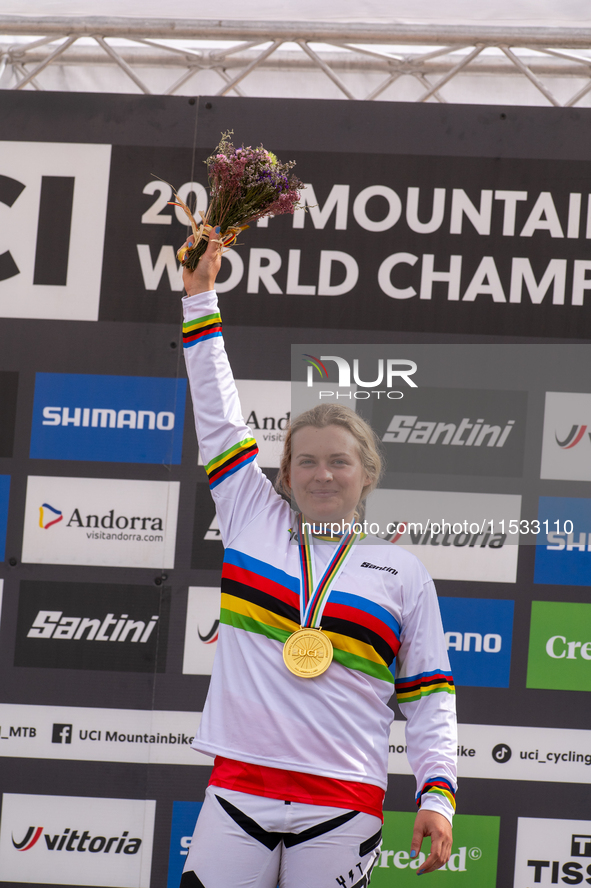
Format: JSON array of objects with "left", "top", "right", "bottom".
[
  {"left": 360, "top": 561, "right": 398, "bottom": 575},
  {"left": 42, "top": 407, "right": 174, "bottom": 430},
  {"left": 27, "top": 611, "right": 159, "bottom": 643},
  {"left": 383, "top": 415, "right": 515, "bottom": 447}
]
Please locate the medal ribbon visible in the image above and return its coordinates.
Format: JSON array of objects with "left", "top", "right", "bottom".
[{"left": 297, "top": 514, "right": 359, "bottom": 628}]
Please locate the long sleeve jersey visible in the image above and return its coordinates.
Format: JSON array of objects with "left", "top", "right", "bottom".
[{"left": 183, "top": 290, "right": 457, "bottom": 823}]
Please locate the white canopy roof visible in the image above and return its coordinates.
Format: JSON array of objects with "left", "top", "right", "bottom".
[
  {"left": 2, "top": 0, "right": 591, "bottom": 26},
  {"left": 1, "top": 1, "right": 591, "bottom": 105}
]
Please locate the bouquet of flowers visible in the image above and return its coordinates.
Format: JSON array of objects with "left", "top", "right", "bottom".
[{"left": 172, "top": 131, "right": 304, "bottom": 270}]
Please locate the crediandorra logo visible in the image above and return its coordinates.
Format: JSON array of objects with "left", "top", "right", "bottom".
[{"left": 303, "top": 353, "right": 417, "bottom": 400}]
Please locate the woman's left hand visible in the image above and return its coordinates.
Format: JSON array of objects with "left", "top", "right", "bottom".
[{"left": 410, "top": 809, "right": 453, "bottom": 875}]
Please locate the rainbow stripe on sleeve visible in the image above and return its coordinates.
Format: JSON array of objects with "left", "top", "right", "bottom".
[
  {"left": 416, "top": 777, "right": 456, "bottom": 812},
  {"left": 395, "top": 669, "right": 455, "bottom": 703},
  {"left": 182, "top": 312, "right": 222, "bottom": 348},
  {"left": 205, "top": 437, "right": 259, "bottom": 489}
]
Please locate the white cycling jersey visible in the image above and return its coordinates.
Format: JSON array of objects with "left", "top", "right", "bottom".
[{"left": 182, "top": 290, "right": 457, "bottom": 823}]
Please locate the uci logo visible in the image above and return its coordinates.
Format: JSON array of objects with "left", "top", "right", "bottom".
[{"left": 0, "top": 141, "right": 111, "bottom": 321}]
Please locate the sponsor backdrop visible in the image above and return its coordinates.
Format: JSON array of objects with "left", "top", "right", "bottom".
[{"left": 0, "top": 91, "right": 590, "bottom": 888}]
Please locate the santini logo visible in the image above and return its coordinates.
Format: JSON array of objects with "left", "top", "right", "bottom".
[
  {"left": 28, "top": 611, "right": 159, "bottom": 643},
  {"left": 12, "top": 826, "right": 141, "bottom": 854},
  {"left": 42, "top": 407, "right": 175, "bottom": 430},
  {"left": 360, "top": 561, "right": 398, "bottom": 575},
  {"left": 556, "top": 424, "right": 589, "bottom": 449},
  {"left": 383, "top": 415, "right": 515, "bottom": 447}
]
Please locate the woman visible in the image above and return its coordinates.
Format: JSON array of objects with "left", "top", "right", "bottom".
[{"left": 180, "top": 231, "right": 457, "bottom": 887}]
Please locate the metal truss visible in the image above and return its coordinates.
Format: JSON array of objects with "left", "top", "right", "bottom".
[{"left": 1, "top": 15, "right": 591, "bottom": 106}]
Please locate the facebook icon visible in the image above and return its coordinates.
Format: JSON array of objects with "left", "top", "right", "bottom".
[{"left": 52, "top": 723, "right": 72, "bottom": 744}]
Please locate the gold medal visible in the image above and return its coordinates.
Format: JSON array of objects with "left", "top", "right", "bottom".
[{"left": 283, "top": 627, "right": 333, "bottom": 678}]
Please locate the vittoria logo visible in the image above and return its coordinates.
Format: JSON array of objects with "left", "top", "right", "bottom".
[
  {"left": 0, "top": 792, "right": 156, "bottom": 886},
  {"left": 12, "top": 826, "right": 43, "bottom": 850},
  {"left": 556, "top": 424, "right": 589, "bottom": 449},
  {"left": 367, "top": 489, "right": 521, "bottom": 583},
  {"left": 541, "top": 393, "right": 591, "bottom": 482},
  {"left": 197, "top": 620, "right": 219, "bottom": 644},
  {"left": 11, "top": 826, "right": 142, "bottom": 854},
  {"left": 38, "top": 503, "right": 63, "bottom": 530},
  {"left": 183, "top": 587, "right": 222, "bottom": 675}
]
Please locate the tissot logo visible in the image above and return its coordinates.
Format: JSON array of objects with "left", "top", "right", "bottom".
[
  {"left": 368, "top": 387, "right": 527, "bottom": 477},
  {"left": 15, "top": 580, "right": 170, "bottom": 672},
  {"left": 0, "top": 793, "right": 155, "bottom": 886},
  {"left": 22, "top": 476, "right": 179, "bottom": 568},
  {"left": 0, "top": 141, "right": 111, "bottom": 321},
  {"left": 514, "top": 818, "right": 591, "bottom": 888},
  {"left": 541, "top": 392, "right": 591, "bottom": 482},
  {"left": 30, "top": 373, "right": 187, "bottom": 464}
]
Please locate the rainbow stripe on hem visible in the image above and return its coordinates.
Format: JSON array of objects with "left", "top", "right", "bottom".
[
  {"left": 205, "top": 437, "right": 259, "bottom": 489},
  {"left": 416, "top": 777, "right": 456, "bottom": 812},
  {"left": 183, "top": 312, "right": 222, "bottom": 348},
  {"left": 395, "top": 669, "right": 455, "bottom": 703}
]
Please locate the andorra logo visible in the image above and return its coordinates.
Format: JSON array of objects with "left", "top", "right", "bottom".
[
  {"left": 556, "top": 424, "right": 589, "bottom": 449},
  {"left": 12, "top": 826, "right": 43, "bottom": 851},
  {"left": 38, "top": 503, "right": 63, "bottom": 530}
]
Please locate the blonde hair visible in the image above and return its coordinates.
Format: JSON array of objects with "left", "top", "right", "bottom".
[{"left": 276, "top": 403, "right": 383, "bottom": 519}]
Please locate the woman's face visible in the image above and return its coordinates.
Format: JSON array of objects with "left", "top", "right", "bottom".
[{"left": 289, "top": 424, "right": 370, "bottom": 528}]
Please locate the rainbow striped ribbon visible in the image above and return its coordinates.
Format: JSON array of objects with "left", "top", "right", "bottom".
[{"left": 297, "top": 514, "right": 359, "bottom": 629}]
